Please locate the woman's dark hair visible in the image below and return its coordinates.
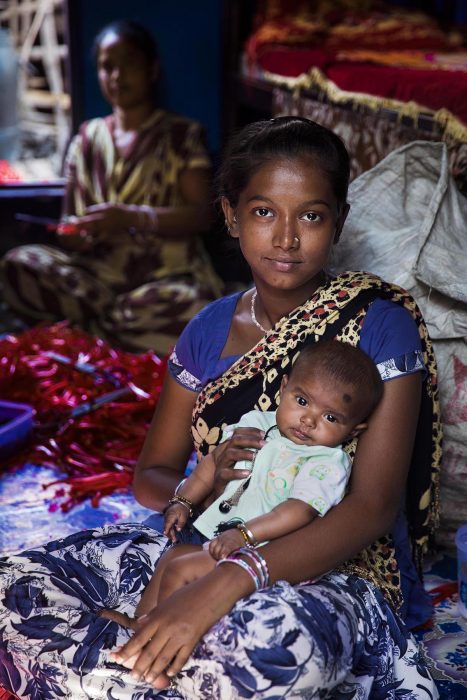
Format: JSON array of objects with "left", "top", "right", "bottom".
[
  {"left": 217, "top": 117, "right": 350, "bottom": 213},
  {"left": 93, "top": 19, "right": 159, "bottom": 65}
]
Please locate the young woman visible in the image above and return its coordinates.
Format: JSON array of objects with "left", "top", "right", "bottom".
[
  {"left": 0, "top": 20, "right": 222, "bottom": 355},
  {"left": 0, "top": 117, "right": 441, "bottom": 699}
]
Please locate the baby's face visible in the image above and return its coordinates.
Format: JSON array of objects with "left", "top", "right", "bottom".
[{"left": 276, "top": 370, "right": 366, "bottom": 447}]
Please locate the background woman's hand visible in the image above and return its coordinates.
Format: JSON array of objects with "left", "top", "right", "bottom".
[
  {"left": 74, "top": 203, "right": 135, "bottom": 239},
  {"left": 210, "top": 427, "right": 265, "bottom": 500},
  {"left": 56, "top": 217, "right": 95, "bottom": 251}
]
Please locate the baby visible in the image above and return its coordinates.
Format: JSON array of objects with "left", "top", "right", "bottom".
[{"left": 133, "top": 339, "right": 383, "bottom": 615}]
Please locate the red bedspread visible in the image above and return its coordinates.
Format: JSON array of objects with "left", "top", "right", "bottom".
[
  {"left": 255, "top": 47, "right": 467, "bottom": 124},
  {"left": 245, "top": 0, "right": 467, "bottom": 125}
]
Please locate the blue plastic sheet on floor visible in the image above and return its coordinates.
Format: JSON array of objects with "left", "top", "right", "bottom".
[{"left": 0, "top": 462, "right": 153, "bottom": 555}]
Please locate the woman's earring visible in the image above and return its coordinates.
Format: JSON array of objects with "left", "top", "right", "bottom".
[{"left": 226, "top": 215, "right": 237, "bottom": 233}]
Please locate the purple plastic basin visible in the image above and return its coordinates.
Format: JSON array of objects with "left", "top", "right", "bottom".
[{"left": 0, "top": 400, "right": 34, "bottom": 460}]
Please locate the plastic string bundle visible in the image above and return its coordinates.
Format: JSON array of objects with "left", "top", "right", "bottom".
[{"left": 0, "top": 322, "right": 167, "bottom": 511}]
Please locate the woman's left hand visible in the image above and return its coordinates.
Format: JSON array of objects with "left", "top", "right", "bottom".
[
  {"left": 75, "top": 203, "right": 134, "bottom": 238},
  {"left": 110, "top": 563, "right": 254, "bottom": 688},
  {"left": 111, "top": 582, "right": 212, "bottom": 686}
]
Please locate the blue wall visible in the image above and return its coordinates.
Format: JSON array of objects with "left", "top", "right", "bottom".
[{"left": 73, "top": 0, "right": 222, "bottom": 154}]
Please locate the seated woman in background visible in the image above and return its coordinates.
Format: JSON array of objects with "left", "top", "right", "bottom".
[{"left": 0, "top": 19, "right": 222, "bottom": 355}]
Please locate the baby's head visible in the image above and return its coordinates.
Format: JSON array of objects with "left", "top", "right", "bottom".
[{"left": 276, "top": 340, "right": 383, "bottom": 447}]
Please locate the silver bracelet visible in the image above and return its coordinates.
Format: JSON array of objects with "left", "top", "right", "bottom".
[
  {"left": 138, "top": 205, "right": 159, "bottom": 232},
  {"left": 174, "top": 478, "right": 187, "bottom": 496}
]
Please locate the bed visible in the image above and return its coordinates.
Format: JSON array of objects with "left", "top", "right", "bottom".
[{"left": 229, "top": 0, "right": 467, "bottom": 194}]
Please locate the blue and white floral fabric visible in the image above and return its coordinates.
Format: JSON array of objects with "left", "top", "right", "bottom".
[{"left": 0, "top": 522, "right": 438, "bottom": 699}]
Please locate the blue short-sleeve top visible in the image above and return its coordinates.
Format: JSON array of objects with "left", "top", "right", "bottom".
[{"left": 169, "top": 292, "right": 425, "bottom": 393}]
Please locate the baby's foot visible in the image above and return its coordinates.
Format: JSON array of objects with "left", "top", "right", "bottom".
[{"left": 100, "top": 609, "right": 137, "bottom": 630}]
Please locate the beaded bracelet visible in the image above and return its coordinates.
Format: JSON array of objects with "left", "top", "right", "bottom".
[
  {"left": 167, "top": 494, "right": 193, "bottom": 518},
  {"left": 216, "top": 557, "right": 261, "bottom": 590}
]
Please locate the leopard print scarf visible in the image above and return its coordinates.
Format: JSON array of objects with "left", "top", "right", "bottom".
[{"left": 192, "top": 271, "right": 442, "bottom": 610}]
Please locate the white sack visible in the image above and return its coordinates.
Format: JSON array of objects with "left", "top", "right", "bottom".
[{"left": 330, "top": 141, "right": 467, "bottom": 549}]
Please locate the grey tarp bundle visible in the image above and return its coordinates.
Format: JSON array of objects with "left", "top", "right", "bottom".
[{"left": 330, "top": 141, "right": 467, "bottom": 549}]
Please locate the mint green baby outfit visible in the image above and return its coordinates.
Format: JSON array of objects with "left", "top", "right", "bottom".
[{"left": 193, "top": 410, "right": 351, "bottom": 540}]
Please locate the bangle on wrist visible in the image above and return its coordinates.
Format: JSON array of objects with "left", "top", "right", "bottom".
[
  {"left": 138, "top": 205, "right": 158, "bottom": 232},
  {"left": 236, "top": 522, "right": 257, "bottom": 548},
  {"left": 229, "top": 547, "right": 270, "bottom": 589},
  {"left": 216, "top": 557, "right": 261, "bottom": 590},
  {"left": 127, "top": 205, "right": 159, "bottom": 238},
  {"left": 174, "top": 478, "right": 187, "bottom": 496},
  {"left": 242, "top": 547, "right": 270, "bottom": 588},
  {"left": 168, "top": 494, "right": 193, "bottom": 518}
]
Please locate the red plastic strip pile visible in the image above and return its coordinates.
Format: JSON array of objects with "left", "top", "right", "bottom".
[{"left": 0, "top": 322, "right": 167, "bottom": 511}]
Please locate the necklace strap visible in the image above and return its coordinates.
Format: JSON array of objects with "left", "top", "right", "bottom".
[{"left": 250, "top": 290, "right": 268, "bottom": 334}]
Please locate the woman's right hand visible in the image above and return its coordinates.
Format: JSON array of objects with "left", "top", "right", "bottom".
[
  {"left": 56, "top": 218, "right": 96, "bottom": 251},
  {"left": 210, "top": 428, "right": 265, "bottom": 499}
]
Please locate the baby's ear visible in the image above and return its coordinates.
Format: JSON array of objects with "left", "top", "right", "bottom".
[
  {"left": 279, "top": 375, "right": 289, "bottom": 395},
  {"left": 350, "top": 421, "right": 367, "bottom": 438}
]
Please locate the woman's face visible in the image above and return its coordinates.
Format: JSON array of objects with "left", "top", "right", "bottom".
[
  {"left": 97, "top": 32, "right": 156, "bottom": 110},
  {"left": 224, "top": 157, "right": 346, "bottom": 297}
]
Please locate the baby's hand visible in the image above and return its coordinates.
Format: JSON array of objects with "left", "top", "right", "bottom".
[
  {"left": 208, "top": 528, "right": 245, "bottom": 560},
  {"left": 163, "top": 504, "right": 189, "bottom": 542}
]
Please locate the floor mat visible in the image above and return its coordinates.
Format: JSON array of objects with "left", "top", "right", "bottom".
[{"left": 415, "top": 554, "right": 467, "bottom": 698}]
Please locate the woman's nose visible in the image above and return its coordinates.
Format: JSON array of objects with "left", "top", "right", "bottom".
[{"left": 273, "top": 219, "right": 299, "bottom": 250}]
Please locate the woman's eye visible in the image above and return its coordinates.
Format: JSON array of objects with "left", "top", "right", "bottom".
[
  {"left": 296, "top": 396, "right": 307, "bottom": 407},
  {"left": 324, "top": 414, "right": 337, "bottom": 423},
  {"left": 254, "top": 208, "right": 272, "bottom": 218},
  {"left": 302, "top": 212, "right": 321, "bottom": 223}
]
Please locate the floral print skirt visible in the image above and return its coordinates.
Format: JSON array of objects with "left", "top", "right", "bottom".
[{"left": 0, "top": 522, "right": 438, "bottom": 699}]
